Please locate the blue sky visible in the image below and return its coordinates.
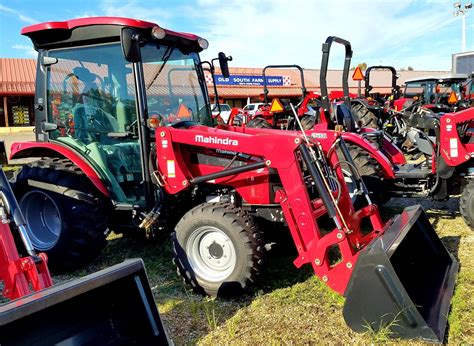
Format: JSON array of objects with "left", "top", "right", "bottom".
[{"left": 1, "top": 0, "right": 473, "bottom": 70}]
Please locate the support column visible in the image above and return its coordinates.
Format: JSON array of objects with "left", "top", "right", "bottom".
[{"left": 3, "top": 96, "right": 8, "bottom": 127}]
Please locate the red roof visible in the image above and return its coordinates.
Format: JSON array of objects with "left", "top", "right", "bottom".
[
  {"left": 21, "top": 17, "right": 201, "bottom": 42},
  {"left": 0, "top": 58, "right": 452, "bottom": 97},
  {"left": 0, "top": 58, "right": 36, "bottom": 95}
]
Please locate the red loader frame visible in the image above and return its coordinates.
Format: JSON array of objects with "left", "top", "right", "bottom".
[{"left": 0, "top": 168, "right": 52, "bottom": 300}]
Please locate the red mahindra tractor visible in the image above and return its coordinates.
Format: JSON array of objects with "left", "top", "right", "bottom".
[
  {"left": 0, "top": 167, "right": 169, "bottom": 344},
  {"left": 8, "top": 17, "right": 459, "bottom": 341},
  {"left": 242, "top": 39, "right": 407, "bottom": 205}
]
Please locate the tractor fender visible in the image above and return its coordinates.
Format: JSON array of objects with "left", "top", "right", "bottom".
[
  {"left": 339, "top": 132, "right": 396, "bottom": 179},
  {"left": 358, "top": 127, "right": 407, "bottom": 165},
  {"left": 9, "top": 141, "right": 109, "bottom": 197}
]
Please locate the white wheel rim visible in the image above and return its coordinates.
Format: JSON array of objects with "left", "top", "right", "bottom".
[{"left": 186, "top": 226, "right": 237, "bottom": 282}]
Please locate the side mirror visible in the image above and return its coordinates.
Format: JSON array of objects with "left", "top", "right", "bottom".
[
  {"left": 218, "top": 52, "right": 232, "bottom": 78},
  {"left": 41, "top": 122, "right": 58, "bottom": 133},
  {"left": 121, "top": 28, "right": 142, "bottom": 63},
  {"left": 42, "top": 57, "right": 58, "bottom": 66}
]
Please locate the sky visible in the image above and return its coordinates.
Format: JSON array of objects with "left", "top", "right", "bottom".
[{"left": 0, "top": 0, "right": 473, "bottom": 71}]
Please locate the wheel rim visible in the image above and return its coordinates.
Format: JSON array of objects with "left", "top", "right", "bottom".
[
  {"left": 20, "top": 191, "right": 62, "bottom": 251},
  {"left": 342, "top": 169, "right": 358, "bottom": 203},
  {"left": 186, "top": 226, "right": 237, "bottom": 282}
]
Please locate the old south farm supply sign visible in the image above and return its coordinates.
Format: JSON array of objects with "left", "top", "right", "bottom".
[{"left": 211, "top": 75, "right": 290, "bottom": 86}]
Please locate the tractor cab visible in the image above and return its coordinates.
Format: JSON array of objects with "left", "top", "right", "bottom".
[
  {"left": 402, "top": 75, "right": 468, "bottom": 112},
  {"left": 22, "top": 18, "right": 213, "bottom": 208}
]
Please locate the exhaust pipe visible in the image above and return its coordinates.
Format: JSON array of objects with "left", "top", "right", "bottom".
[
  {"left": 0, "top": 259, "right": 170, "bottom": 345},
  {"left": 343, "top": 205, "right": 458, "bottom": 342}
]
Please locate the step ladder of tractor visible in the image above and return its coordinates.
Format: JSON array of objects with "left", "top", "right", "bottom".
[{"left": 393, "top": 164, "right": 431, "bottom": 179}]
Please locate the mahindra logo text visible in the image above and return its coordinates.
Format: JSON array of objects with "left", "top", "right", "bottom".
[{"left": 195, "top": 135, "right": 239, "bottom": 146}]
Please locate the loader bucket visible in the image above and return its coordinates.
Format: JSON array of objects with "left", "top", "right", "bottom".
[
  {"left": 343, "top": 205, "right": 458, "bottom": 342},
  {"left": 0, "top": 259, "right": 170, "bottom": 345}
]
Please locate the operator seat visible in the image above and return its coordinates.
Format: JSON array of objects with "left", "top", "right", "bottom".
[
  {"left": 71, "top": 67, "right": 118, "bottom": 144},
  {"left": 334, "top": 103, "right": 357, "bottom": 132},
  {"left": 333, "top": 103, "right": 384, "bottom": 146}
]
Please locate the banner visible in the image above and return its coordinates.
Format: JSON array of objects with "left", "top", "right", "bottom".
[{"left": 212, "top": 75, "right": 286, "bottom": 86}]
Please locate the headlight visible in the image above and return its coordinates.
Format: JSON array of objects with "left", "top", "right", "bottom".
[
  {"left": 151, "top": 26, "right": 166, "bottom": 40},
  {"left": 198, "top": 38, "right": 209, "bottom": 49}
]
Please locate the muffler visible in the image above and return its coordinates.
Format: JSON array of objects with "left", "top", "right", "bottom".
[
  {"left": 0, "top": 259, "right": 170, "bottom": 345},
  {"left": 343, "top": 205, "right": 458, "bottom": 342}
]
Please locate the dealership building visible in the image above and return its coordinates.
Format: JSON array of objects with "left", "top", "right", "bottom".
[{"left": 0, "top": 57, "right": 449, "bottom": 128}]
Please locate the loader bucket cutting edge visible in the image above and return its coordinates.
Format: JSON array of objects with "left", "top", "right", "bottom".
[
  {"left": 0, "top": 259, "right": 170, "bottom": 345},
  {"left": 343, "top": 205, "right": 458, "bottom": 343}
]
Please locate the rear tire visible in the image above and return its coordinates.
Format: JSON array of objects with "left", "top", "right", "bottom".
[
  {"left": 300, "top": 115, "right": 316, "bottom": 130},
  {"left": 351, "top": 103, "right": 379, "bottom": 129},
  {"left": 172, "top": 203, "right": 264, "bottom": 296},
  {"left": 337, "top": 144, "right": 388, "bottom": 206},
  {"left": 460, "top": 180, "right": 474, "bottom": 229},
  {"left": 246, "top": 117, "right": 272, "bottom": 129},
  {"left": 13, "top": 158, "right": 109, "bottom": 271}
]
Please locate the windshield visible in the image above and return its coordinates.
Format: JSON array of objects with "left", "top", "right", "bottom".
[
  {"left": 404, "top": 81, "right": 435, "bottom": 101},
  {"left": 141, "top": 43, "right": 211, "bottom": 126},
  {"left": 45, "top": 43, "right": 144, "bottom": 205}
]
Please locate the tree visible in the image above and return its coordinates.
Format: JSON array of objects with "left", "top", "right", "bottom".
[
  {"left": 407, "top": 66, "right": 414, "bottom": 71},
  {"left": 350, "top": 62, "right": 367, "bottom": 70}
]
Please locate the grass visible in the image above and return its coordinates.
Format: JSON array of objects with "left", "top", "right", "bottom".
[{"left": 13, "top": 193, "right": 474, "bottom": 344}]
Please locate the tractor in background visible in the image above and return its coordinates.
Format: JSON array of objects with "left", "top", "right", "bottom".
[
  {"left": 395, "top": 74, "right": 469, "bottom": 113},
  {"left": 349, "top": 65, "right": 401, "bottom": 130},
  {"left": 7, "top": 17, "right": 459, "bottom": 341},
  {"left": 234, "top": 36, "right": 474, "bottom": 228}
]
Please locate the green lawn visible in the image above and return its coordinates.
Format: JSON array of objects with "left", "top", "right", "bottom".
[{"left": 54, "top": 200, "right": 474, "bottom": 345}]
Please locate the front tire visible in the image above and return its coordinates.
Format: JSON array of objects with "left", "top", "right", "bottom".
[
  {"left": 460, "top": 180, "right": 474, "bottom": 229},
  {"left": 172, "top": 203, "right": 264, "bottom": 296},
  {"left": 13, "top": 158, "right": 109, "bottom": 271}
]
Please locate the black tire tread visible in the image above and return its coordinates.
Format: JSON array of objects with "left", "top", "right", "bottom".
[
  {"left": 460, "top": 180, "right": 474, "bottom": 229},
  {"left": 172, "top": 202, "right": 264, "bottom": 296},
  {"left": 351, "top": 103, "right": 379, "bottom": 129},
  {"left": 13, "top": 158, "right": 109, "bottom": 271},
  {"left": 337, "top": 144, "right": 389, "bottom": 205},
  {"left": 246, "top": 117, "right": 272, "bottom": 129}
]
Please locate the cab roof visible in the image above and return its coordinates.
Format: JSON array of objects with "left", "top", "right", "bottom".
[
  {"left": 404, "top": 74, "right": 468, "bottom": 84},
  {"left": 22, "top": 16, "right": 202, "bottom": 51}
]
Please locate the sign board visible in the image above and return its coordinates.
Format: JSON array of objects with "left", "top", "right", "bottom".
[
  {"left": 452, "top": 51, "right": 474, "bottom": 74},
  {"left": 352, "top": 67, "right": 364, "bottom": 81},
  {"left": 12, "top": 105, "right": 30, "bottom": 126},
  {"left": 212, "top": 75, "right": 287, "bottom": 86},
  {"left": 448, "top": 91, "right": 458, "bottom": 104},
  {"left": 270, "top": 98, "right": 284, "bottom": 113},
  {"left": 176, "top": 104, "right": 191, "bottom": 118}
]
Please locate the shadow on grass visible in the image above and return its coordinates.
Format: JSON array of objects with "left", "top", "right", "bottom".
[{"left": 53, "top": 228, "right": 315, "bottom": 344}]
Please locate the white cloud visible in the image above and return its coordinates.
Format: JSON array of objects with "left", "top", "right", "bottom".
[
  {"left": 12, "top": 44, "right": 37, "bottom": 57},
  {"left": 98, "top": 0, "right": 173, "bottom": 26},
  {"left": 193, "top": 0, "right": 460, "bottom": 71},
  {"left": 0, "top": 5, "right": 37, "bottom": 24}
]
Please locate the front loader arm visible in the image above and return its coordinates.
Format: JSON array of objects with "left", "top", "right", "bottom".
[{"left": 155, "top": 124, "right": 384, "bottom": 294}]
